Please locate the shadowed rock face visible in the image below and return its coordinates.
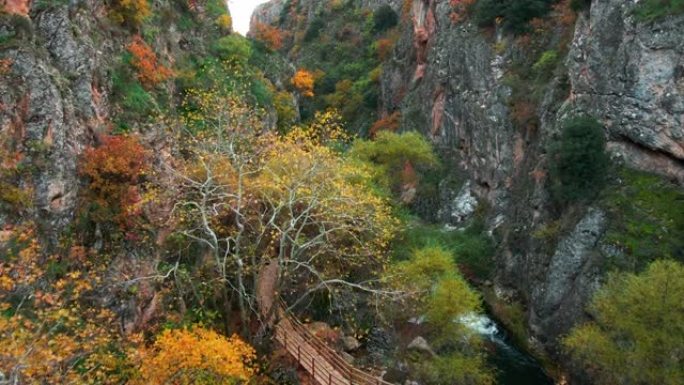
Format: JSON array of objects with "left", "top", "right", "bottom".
[
  {"left": 1, "top": 2, "right": 108, "bottom": 242},
  {"left": 375, "top": 0, "right": 684, "bottom": 363}
]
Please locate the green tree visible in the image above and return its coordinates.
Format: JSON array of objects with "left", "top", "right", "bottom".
[
  {"left": 385, "top": 246, "right": 494, "bottom": 385},
  {"left": 212, "top": 35, "right": 252, "bottom": 65},
  {"left": 549, "top": 116, "right": 609, "bottom": 204},
  {"left": 563, "top": 260, "right": 684, "bottom": 385},
  {"left": 473, "top": 0, "right": 555, "bottom": 33},
  {"left": 373, "top": 4, "right": 398, "bottom": 32},
  {"left": 349, "top": 131, "right": 438, "bottom": 197},
  {"left": 634, "top": 0, "right": 684, "bottom": 22}
]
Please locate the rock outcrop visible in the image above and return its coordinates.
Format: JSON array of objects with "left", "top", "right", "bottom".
[
  {"left": 1, "top": 3, "right": 110, "bottom": 241},
  {"left": 377, "top": 0, "right": 684, "bottom": 366},
  {"left": 565, "top": 2, "right": 684, "bottom": 183}
]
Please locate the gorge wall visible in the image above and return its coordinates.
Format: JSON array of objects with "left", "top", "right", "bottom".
[
  {"left": 251, "top": 0, "right": 684, "bottom": 369},
  {"left": 379, "top": 0, "right": 684, "bottom": 358},
  {"left": 1, "top": 0, "right": 682, "bottom": 382}
]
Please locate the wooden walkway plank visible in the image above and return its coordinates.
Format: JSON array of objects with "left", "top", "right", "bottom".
[{"left": 257, "top": 262, "right": 393, "bottom": 385}]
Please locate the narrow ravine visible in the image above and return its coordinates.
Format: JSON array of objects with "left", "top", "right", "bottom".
[{"left": 461, "top": 314, "right": 554, "bottom": 385}]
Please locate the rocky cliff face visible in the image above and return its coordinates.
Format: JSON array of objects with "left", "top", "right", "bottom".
[
  {"left": 1, "top": 3, "right": 107, "bottom": 242},
  {"left": 378, "top": 0, "right": 684, "bottom": 364},
  {"left": 0, "top": 0, "right": 234, "bottom": 244},
  {"left": 566, "top": 2, "right": 684, "bottom": 183}
]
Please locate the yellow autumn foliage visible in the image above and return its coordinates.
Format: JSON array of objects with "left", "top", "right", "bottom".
[
  {"left": 291, "top": 69, "right": 315, "bottom": 97},
  {"left": 135, "top": 327, "right": 256, "bottom": 385},
  {"left": 110, "top": 0, "right": 151, "bottom": 25}
]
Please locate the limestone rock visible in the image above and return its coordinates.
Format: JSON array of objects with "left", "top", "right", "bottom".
[
  {"left": 341, "top": 335, "right": 361, "bottom": 352},
  {"left": 407, "top": 336, "right": 435, "bottom": 357}
]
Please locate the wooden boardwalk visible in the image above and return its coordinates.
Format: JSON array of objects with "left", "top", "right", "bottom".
[{"left": 257, "top": 262, "right": 394, "bottom": 385}]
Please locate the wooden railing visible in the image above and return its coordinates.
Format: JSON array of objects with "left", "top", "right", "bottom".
[{"left": 274, "top": 299, "right": 394, "bottom": 385}]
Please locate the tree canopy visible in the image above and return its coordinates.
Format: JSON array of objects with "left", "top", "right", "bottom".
[{"left": 564, "top": 260, "right": 684, "bottom": 385}]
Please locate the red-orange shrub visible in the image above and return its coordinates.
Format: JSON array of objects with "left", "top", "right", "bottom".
[
  {"left": 370, "top": 111, "right": 401, "bottom": 136},
  {"left": 375, "top": 38, "right": 394, "bottom": 61},
  {"left": 80, "top": 135, "right": 149, "bottom": 228},
  {"left": 2, "top": 0, "right": 30, "bottom": 16},
  {"left": 127, "top": 35, "right": 173, "bottom": 88},
  {"left": 449, "top": 0, "right": 476, "bottom": 24},
  {"left": 253, "top": 22, "right": 284, "bottom": 51},
  {"left": 0, "top": 59, "right": 12, "bottom": 76}
]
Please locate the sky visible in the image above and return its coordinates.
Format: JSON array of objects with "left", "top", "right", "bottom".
[{"left": 227, "top": 0, "right": 272, "bottom": 35}]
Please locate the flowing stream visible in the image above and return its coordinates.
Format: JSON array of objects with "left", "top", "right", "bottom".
[{"left": 459, "top": 314, "right": 554, "bottom": 385}]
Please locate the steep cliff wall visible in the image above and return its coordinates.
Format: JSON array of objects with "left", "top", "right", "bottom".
[{"left": 378, "top": 0, "right": 684, "bottom": 364}]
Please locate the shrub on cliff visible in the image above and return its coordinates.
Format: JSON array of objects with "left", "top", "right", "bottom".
[
  {"left": 212, "top": 34, "right": 252, "bottom": 65},
  {"left": 373, "top": 4, "right": 398, "bottom": 32},
  {"left": 564, "top": 260, "right": 684, "bottom": 385},
  {"left": 79, "top": 135, "right": 149, "bottom": 230},
  {"left": 349, "top": 131, "right": 438, "bottom": 198},
  {"left": 549, "top": 116, "right": 609, "bottom": 205},
  {"left": 634, "top": 0, "right": 684, "bottom": 22},
  {"left": 473, "top": 0, "right": 556, "bottom": 33},
  {"left": 109, "top": 0, "right": 150, "bottom": 26}
]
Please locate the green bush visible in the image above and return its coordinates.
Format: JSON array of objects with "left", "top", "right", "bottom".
[
  {"left": 111, "top": 53, "right": 157, "bottom": 121},
  {"left": 473, "top": 0, "right": 555, "bottom": 33},
  {"left": 634, "top": 0, "right": 684, "bottom": 22},
  {"left": 212, "top": 35, "right": 252, "bottom": 65},
  {"left": 564, "top": 260, "right": 684, "bottom": 385},
  {"left": 549, "top": 116, "right": 609, "bottom": 204},
  {"left": 349, "top": 131, "right": 438, "bottom": 195},
  {"left": 372, "top": 5, "right": 398, "bottom": 32},
  {"left": 532, "top": 50, "right": 559, "bottom": 79},
  {"left": 391, "top": 220, "right": 495, "bottom": 280},
  {"left": 570, "top": 0, "right": 592, "bottom": 11},
  {"left": 304, "top": 18, "right": 325, "bottom": 42},
  {"left": 602, "top": 168, "right": 684, "bottom": 269}
]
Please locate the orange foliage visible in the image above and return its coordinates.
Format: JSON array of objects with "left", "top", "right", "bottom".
[
  {"left": 370, "top": 111, "right": 401, "bottom": 136},
  {"left": 1, "top": 0, "right": 30, "bottom": 16},
  {"left": 553, "top": 0, "right": 577, "bottom": 26},
  {"left": 401, "top": 0, "right": 412, "bottom": 21},
  {"left": 449, "top": 0, "right": 476, "bottom": 23},
  {"left": 135, "top": 327, "right": 256, "bottom": 385},
  {"left": 375, "top": 38, "right": 394, "bottom": 61},
  {"left": 0, "top": 58, "right": 12, "bottom": 76},
  {"left": 80, "top": 134, "right": 149, "bottom": 228},
  {"left": 127, "top": 35, "right": 173, "bottom": 88},
  {"left": 511, "top": 99, "right": 538, "bottom": 130},
  {"left": 253, "top": 22, "right": 284, "bottom": 51},
  {"left": 291, "top": 69, "right": 315, "bottom": 97},
  {"left": 0, "top": 225, "right": 127, "bottom": 385}
]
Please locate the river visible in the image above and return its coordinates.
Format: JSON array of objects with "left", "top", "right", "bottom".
[{"left": 460, "top": 314, "right": 554, "bottom": 385}]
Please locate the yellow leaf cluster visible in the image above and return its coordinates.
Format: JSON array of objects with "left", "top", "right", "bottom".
[
  {"left": 135, "top": 327, "right": 256, "bottom": 384},
  {"left": 216, "top": 14, "right": 233, "bottom": 31},
  {"left": 110, "top": 0, "right": 151, "bottom": 25},
  {"left": 291, "top": 69, "right": 315, "bottom": 97}
]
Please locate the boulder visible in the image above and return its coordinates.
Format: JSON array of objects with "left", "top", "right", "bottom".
[
  {"left": 341, "top": 335, "right": 361, "bottom": 352},
  {"left": 407, "top": 336, "right": 435, "bottom": 356}
]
